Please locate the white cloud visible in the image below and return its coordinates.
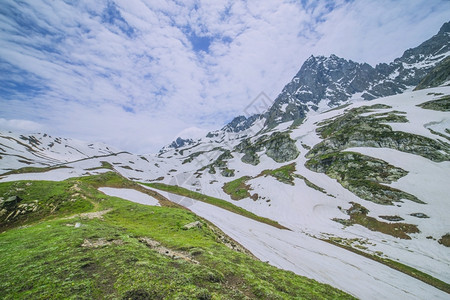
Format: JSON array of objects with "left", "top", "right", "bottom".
[
  {"left": 0, "top": 0, "right": 449, "bottom": 153},
  {"left": 176, "top": 126, "right": 210, "bottom": 141},
  {"left": 311, "top": 0, "right": 450, "bottom": 65},
  {"left": 0, "top": 118, "right": 45, "bottom": 132}
]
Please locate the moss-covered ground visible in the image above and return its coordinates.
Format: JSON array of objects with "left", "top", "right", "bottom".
[
  {"left": 221, "top": 176, "right": 252, "bottom": 201},
  {"left": 417, "top": 94, "right": 450, "bottom": 111}
]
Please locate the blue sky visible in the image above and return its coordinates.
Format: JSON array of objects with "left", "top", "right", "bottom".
[{"left": 0, "top": 0, "right": 449, "bottom": 153}]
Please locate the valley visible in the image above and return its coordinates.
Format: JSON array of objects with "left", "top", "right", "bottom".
[{"left": 1, "top": 21, "right": 449, "bottom": 299}]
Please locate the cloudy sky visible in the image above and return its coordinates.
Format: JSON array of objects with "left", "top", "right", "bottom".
[{"left": 1, "top": 0, "right": 449, "bottom": 153}]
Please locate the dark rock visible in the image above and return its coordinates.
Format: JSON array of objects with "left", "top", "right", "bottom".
[
  {"left": 241, "top": 151, "right": 260, "bottom": 165},
  {"left": 438, "top": 233, "right": 450, "bottom": 247},
  {"left": 169, "top": 137, "right": 194, "bottom": 149},
  {"left": 410, "top": 213, "right": 430, "bottom": 218},
  {"left": 222, "top": 114, "right": 261, "bottom": 133},
  {"left": 235, "top": 132, "right": 299, "bottom": 164},
  {"left": 3, "top": 196, "right": 22, "bottom": 208},
  {"left": 307, "top": 105, "right": 450, "bottom": 162},
  {"left": 264, "top": 133, "right": 300, "bottom": 163},
  {"left": 415, "top": 56, "right": 450, "bottom": 90},
  {"left": 417, "top": 95, "right": 450, "bottom": 112},
  {"left": 379, "top": 215, "right": 404, "bottom": 222},
  {"left": 206, "top": 132, "right": 218, "bottom": 138},
  {"left": 306, "top": 151, "right": 422, "bottom": 205},
  {"left": 220, "top": 168, "right": 235, "bottom": 177}
]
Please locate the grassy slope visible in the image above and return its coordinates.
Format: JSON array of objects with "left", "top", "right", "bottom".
[
  {"left": 221, "top": 176, "right": 252, "bottom": 200},
  {"left": 0, "top": 165, "right": 72, "bottom": 176},
  {"left": 143, "top": 182, "right": 288, "bottom": 230},
  {"left": 0, "top": 172, "right": 352, "bottom": 299}
]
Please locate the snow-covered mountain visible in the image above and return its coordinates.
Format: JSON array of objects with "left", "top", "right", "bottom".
[
  {"left": 0, "top": 131, "right": 123, "bottom": 171},
  {"left": 262, "top": 21, "right": 450, "bottom": 129},
  {"left": 1, "top": 21, "right": 450, "bottom": 299},
  {"left": 2, "top": 86, "right": 448, "bottom": 298}
]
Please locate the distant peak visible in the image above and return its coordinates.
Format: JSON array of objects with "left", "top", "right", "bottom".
[
  {"left": 168, "top": 137, "right": 194, "bottom": 149},
  {"left": 310, "top": 54, "right": 341, "bottom": 62},
  {"left": 305, "top": 55, "right": 316, "bottom": 63},
  {"left": 438, "top": 21, "right": 450, "bottom": 35}
]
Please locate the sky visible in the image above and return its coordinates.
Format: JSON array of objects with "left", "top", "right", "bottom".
[{"left": 0, "top": 0, "right": 449, "bottom": 154}]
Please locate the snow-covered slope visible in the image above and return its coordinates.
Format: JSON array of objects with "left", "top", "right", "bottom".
[
  {"left": 153, "top": 87, "right": 450, "bottom": 286},
  {"left": 2, "top": 87, "right": 447, "bottom": 299},
  {"left": 0, "top": 131, "right": 122, "bottom": 172},
  {"left": 1, "top": 22, "right": 450, "bottom": 299}
]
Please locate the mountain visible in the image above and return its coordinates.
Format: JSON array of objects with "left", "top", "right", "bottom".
[
  {"left": 161, "top": 21, "right": 449, "bottom": 146},
  {"left": 1, "top": 22, "right": 450, "bottom": 299},
  {"left": 159, "top": 137, "right": 196, "bottom": 154},
  {"left": 2, "top": 87, "right": 448, "bottom": 299},
  {"left": 415, "top": 55, "right": 450, "bottom": 90},
  {"left": 151, "top": 86, "right": 450, "bottom": 299},
  {"left": 0, "top": 131, "right": 123, "bottom": 172},
  {"left": 262, "top": 21, "right": 450, "bottom": 128}
]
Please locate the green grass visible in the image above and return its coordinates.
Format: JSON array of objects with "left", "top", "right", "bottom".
[
  {"left": 0, "top": 180, "right": 93, "bottom": 231},
  {"left": 417, "top": 94, "right": 450, "bottom": 111},
  {"left": 144, "top": 182, "right": 288, "bottom": 230},
  {"left": 222, "top": 176, "right": 252, "bottom": 200},
  {"left": 0, "top": 165, "right": 72, "bottom": 176},
  {"left": 260, "top": 163, "right": 296, "bottom": 185},
  {"left": 85, "top": 161, "right": 114, "bottom": 171},
  {"left": 0, "top": 172, "right": 353, "bottom": 299},
  {"left": 334, "top": 203, "right": 419, "bottom": 240}
]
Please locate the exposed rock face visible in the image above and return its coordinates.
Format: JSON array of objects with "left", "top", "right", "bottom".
[
  {"left": 193, "top": 149, "right": 235, "bottom": 176},
  {"left": 334, "top": 202, "right": 420, "bottom": 239},
  {"left": 415, "top": 56, "right": 450, "bottom": 90},
  {"left": 2, "top": 196, "right": 22, "bottom": 208},
  {"left": 235, "top": 132, "right": 299, "bottom": 164},
  {"left": 303, "top": 101, "right": 450, "bottom": 205},
  {"left": 169, "top": 137, "right": 195, "bottom": 149},
  {"left": 241, "top": 151, "right": 260, "bottom": 166},
  {"left": 307, "top": 105, "right": 450, "bottom": 162},
  {"left": 306, "top": 151, "right": 421, "bottom": 205},
  {"left": 222, "top": 115, "right": 261, "bottom": 133},
  {"left": 221, "top": 168, "right": 235, "bottom": 177},
  {"left": 263, "top": 22, "right": 450, "bottom": 128},
  {"left": 264, "top": 133, "right": 300, "bottom": 163},
  {"left": 183, "top": 221, "right": 202, "bottom": 230}
]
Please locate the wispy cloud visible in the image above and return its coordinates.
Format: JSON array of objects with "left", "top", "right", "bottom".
[{"left": 0, "top": 0, "right": 449, "bottom": 153}]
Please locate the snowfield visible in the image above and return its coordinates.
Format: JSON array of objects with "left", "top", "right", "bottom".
[
  {"left": 141, "top": 186, "right": 448, "bottom": 300},
  {"left": 98, "top": 187, "right": 160, "bottom": 206},
  {"left": 1, "top": 86, "right": 449, "bottom": 299},
  {"left": 153, "top": 88, "right": 450, "bottom": 285}
]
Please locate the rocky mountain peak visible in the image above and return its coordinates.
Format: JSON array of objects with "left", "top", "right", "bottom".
[
  {"left": 221, "top": 114, "right": 261, "bottom": 133},
  {"left": 438, "top": 21, "right": 450, "bottom": 35},
  {"left": 160, "top": 137, "right": 195, "bottom": 153},
  {"left": 261, "top": 21, "right": 450, "bottom": 129}
]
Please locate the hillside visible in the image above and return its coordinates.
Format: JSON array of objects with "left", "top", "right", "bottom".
[
  {"left": 0, "top": 172, "right": 353, "bottom": 299},
  {"left": 1, "top": 87, "right": 449, "bottom": 299},
  {"left": 1, "top": 22, "right": 450, "bottom": 300}
]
